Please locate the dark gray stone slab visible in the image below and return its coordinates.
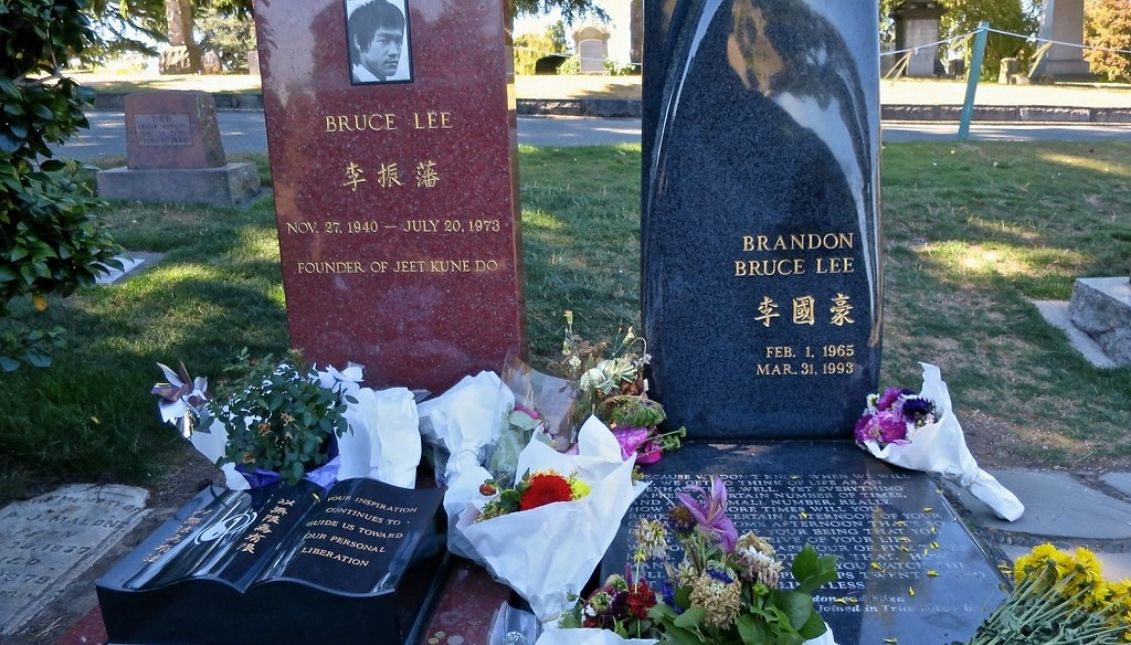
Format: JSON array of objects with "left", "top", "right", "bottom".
[
  {"left": 605, "top": 442, "right": 1007, "bottom": 645},
  {"left": 96, "top": 162, "right": 261, "bottom": 206},
  {"left": 1068, "top": 277, "right": 1131, "bottom": 366},
  {"left": 642, "top": 0, "right": 883, "bottom": 439}
]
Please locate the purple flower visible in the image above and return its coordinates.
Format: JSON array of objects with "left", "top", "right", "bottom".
[
  {"left": 853, "top": 413, "right": 874, "bottom": 443},
  {"left": 676, "top": 476, "right": 738, "bottom": 552},
  {"left": 901, "top": 397, "right": 936, "bottom": 425},
  {"left": 612, "top": 426, "right": 650, "bottom": 461},
  {"left": 876, "top": 387, "right": 913, "bottom": 412}
]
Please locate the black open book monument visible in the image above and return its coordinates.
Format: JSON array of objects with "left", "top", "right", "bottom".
[
  {"left": 604, "top": 1, "right": 1008, "bottom": 643},
  {"left": 97, "top": 479, "right": 445, "bottom": 644}
]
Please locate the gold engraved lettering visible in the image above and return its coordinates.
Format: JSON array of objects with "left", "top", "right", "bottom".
[
  {"left": 734, "top": 259, "right": 805, "bottom": 276},
  {"left": 342, "top": 161, "right": 366, "bottom": 191},
  {"left": 296, "top": 261, "right": 366, "bottom": 274},
  {"left": 765, "top": 346, "right": 794, "bottom": 358},
  {"left": 285, "top": 221, "right": 316, "bottom": 235},
  {"left": 815, "top": 257, "right": 855, "bottom": 274},
  {"left": 746, "top": 233, "right": 856, "bottom": 252},
  {"left": 412, "top": 111, "right": 453, "bottom": 129},
  {"left": 756, "top": 363, "right": 795, "bottom": 376},
  {"left": 402, "top": 219, "right": 438, "bottom": 233},
  {"left": 416, "top": 160, "right": 440, "bottom": 188},
  {"left": 792, "top": 296, "right": 816, "bottom": 325},
  {"left": 324, "top": 113, "right": 397, "bottom": 133},
  {"left": 377, "top": 162, "right": 402, "bottom": 188},
  {"left": 830, "top": 293, "right": 855, "bottom": 326},
  {"left": 754, "top": 296, "right": 780, "bottom": 327}
]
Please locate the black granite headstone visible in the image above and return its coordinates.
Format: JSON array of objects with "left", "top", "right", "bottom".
[
  {"left": 605, "top": 443, "right": 1008, "bottom": 645},
  {"left": 642, "top": 0, "right": 883, "bottom": 439},
  {"left": 97, "top": 478, "right": 446, "bottom": 645}
]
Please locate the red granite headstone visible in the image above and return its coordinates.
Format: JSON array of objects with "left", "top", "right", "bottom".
[{"left": 253, "top": 0, "right": 525, "bottom": 392}]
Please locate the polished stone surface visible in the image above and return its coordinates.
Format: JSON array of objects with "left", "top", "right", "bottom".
[
  {"left": 642, "top": 0, "right": 883, "bottom": 438},
  {"left": 254, "top": 0, "right": 525, "bottom": 393},
  {"left": 0, "top": 485, "right": 149, "bottom": 636},
  {"left": 606, "top": 442, "right": 1007, "bottom": 645},
  {"left": 124, "top": 92, "right": 226, "bottom": 170},
  {"left": 97, "top": 479, "right": 445, "bottom": 644}
]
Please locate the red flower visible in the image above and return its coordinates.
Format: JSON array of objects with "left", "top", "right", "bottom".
[
  {"left": 625, "top": 580, "right": 656, "bottom": 619},
  {"left": 519, "top": 472, "right": 574, "bottom": 511}
]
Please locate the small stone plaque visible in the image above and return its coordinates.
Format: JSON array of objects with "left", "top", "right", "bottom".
[
  {"left": 606, "top": 443, "right": 1007, "bottom": 645},
  {"left": 0, "top": 484, "right": 149, "bottom": 636},
  {"left": 123, "top": 92, "right": 226, "bottom": 170},
  {"left": 98, "top": 479, "right": 446, "bottom": 645},
  {"left": 134, "top": 114, "right": 193, "bottom": 147}
]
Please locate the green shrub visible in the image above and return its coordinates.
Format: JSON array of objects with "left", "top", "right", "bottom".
[{"left": 0, "top": 0, "right": 120, "bottom": 370}]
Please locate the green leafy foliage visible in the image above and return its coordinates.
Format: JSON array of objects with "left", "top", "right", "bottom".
[
  {"left": 196, "top": 4, "right": 257, "bottom": 72},
  {"left": 1, "top": 0, "right": 121, "bottom": 369},
  {"left": 206, "top": 351, "right": 351, "bottom": 485},
  {"left": 939, "top": 0, "right": 1040, "bottom": 80},
  {"left": 1085, "top": 0, "right": 1131, "bottom": 82}
]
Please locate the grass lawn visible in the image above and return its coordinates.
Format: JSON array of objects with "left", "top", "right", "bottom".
[{"left": 1, "top": 142, "right": 1129, "bottom": 503}]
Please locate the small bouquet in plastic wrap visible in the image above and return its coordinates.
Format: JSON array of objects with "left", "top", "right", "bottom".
[
  {"left": 417, "top": 370, "right": 515, "bottom": 558},
  {"left": 560, "top": 313, "right": 685, "bottom": 465},
  {"left": 152, "top": 352, "right": 421, "bottom": 491},
  {"left": 555, "top": 476, "right": 838, "bottom": 645},
  {"left": 455, "top": 416, "right": 646, "bottom": 624},
  {"left": 854, "top": 362, "right": 1024, "bottom": 521}
]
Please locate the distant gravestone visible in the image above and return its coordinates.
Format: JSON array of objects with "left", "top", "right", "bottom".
[
  {"left": 0, "top": 485, "right": 149, "bottom": 637},
  {"left": 573, "top": 24, "right": 610, "bottom": 74},
  {"left": 202, "top": 50, "right": 224, "bottom": 74},
  {"left": 892, "top": 0, "right": 946, "bottom": 77},
  {"left": 96, "top": 92, "right": 260, "bottom": 205},
  {"left": 642, "top": 0, "right": 882, "bottom": 440},
  {"left": 253, "top": 0, "right": 525, "bottom": 393}
]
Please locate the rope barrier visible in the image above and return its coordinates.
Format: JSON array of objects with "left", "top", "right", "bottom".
[
  {"left": 988, "top": 27, "right": 1131, "bottom": 56},
  {"left": 880, "top": 30, "right": 979, "bottom": 57}
]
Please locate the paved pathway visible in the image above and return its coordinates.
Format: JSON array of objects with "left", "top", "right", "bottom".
[{"left": 53, "top": 112, "right": 1131, "bottom": 161}]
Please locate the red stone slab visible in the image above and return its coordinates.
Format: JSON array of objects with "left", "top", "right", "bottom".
[
  {"left": 424, "top": 559, "right": 514, "bottom": 645},
  {"left": 253, "top": 0, "right": 526, "bottom": 393},
  {"left": 124, "top": 92, "right": 226, "bottom": 170}
]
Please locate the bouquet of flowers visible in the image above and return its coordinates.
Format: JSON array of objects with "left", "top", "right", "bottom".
[
  {"left": 152, "top": 352, "right": 421, "bottom": 490},
  {"left": 560, "top": 312, "right": 684, "bottom": 465},
  {"left": 558, "top": 476, "right": 838, "bottom": 645},
  {"left": 854, "top": 363, "right": 1024, "bottom": 521},
  {"left": 456, "top": 416, "right": 646, "bottom": 623},
  {"left": 969, "top": 544, "right": 1131, "bottom": 644}
]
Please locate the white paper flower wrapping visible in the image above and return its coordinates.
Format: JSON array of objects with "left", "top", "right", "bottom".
[
  {"left": 535, "top": 625, "right": 656, "bottom": 645},
  {"left": 417, "top": 371, "right": 515, "bottom": 558},
  {"left": 187, "top": 417, "right": 250, "bottom": 490},
  {"left": 456, "top": 416, "right": 647, "bottom": 623},
  {"left": 861, "top": 363, "right": 1024, "bottom": 521},
  {"left": 337, "top": 387, "right": 421, "bottom": 488}
]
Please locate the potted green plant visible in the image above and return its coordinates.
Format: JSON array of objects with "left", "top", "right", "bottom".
[{"left": 205, "top": 350, "right": 353, "bottom": 486}]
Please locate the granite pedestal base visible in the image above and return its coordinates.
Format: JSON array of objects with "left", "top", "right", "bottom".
[
  {"left": 96, "top": 163, "right": 260, "bottom": 206},
  {"left": 604, "top": 441, "right": 1008, "bottom": 645},
  {"left": 1069, "top": 277, "right": 1131, "bottom": 366}
]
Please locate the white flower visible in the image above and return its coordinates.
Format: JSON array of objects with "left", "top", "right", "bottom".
[{"left": 568, "top": 355, "right": 582, "bottom": 369}]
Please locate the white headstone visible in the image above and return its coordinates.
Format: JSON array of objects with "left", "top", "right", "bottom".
[{"left": 0, "top": 484, "right": 149, "bottom": 636}]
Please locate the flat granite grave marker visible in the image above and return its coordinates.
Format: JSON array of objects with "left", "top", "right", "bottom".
[
  {"left": 605, "top": 443, "right": 1008, "bottom": 645},
  {"left": 607, "top": 2, "right": 1009, "bottom": 643},
  {"left": 97, "top": 479, "right": 446, "bottom": 645},
  {"left": 0, "top": 485, "right": 149, "bottom": 637},
  {"left": 254, "top": 0, "right": 525, "bottom": 393},
  {"left": 96, "top": 92, "right": 260, "bottom": 205}
]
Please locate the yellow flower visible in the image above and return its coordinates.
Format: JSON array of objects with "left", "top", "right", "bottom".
[{"left": 569, "top": 476, "right": 591, "bottom": 499}]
